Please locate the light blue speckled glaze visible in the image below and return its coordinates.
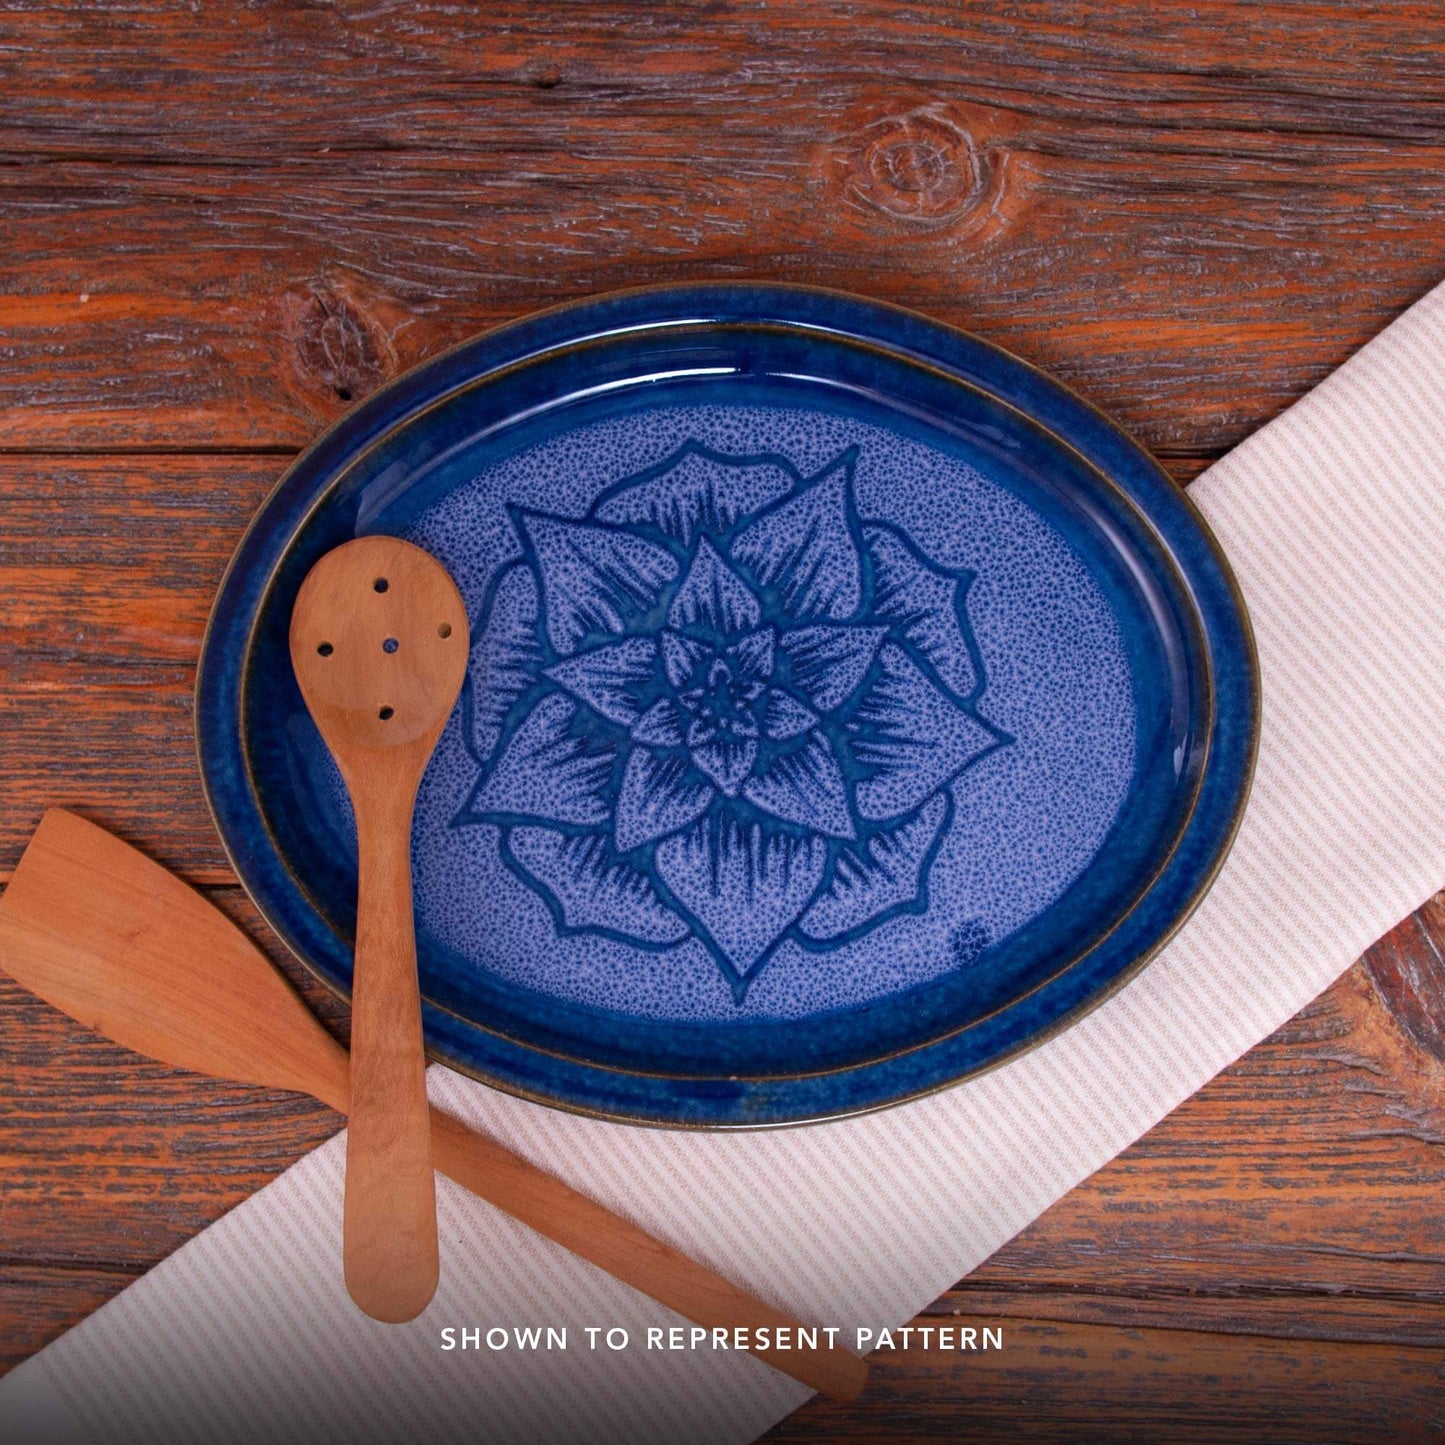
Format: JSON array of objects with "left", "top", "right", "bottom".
[{"left": 387, "top": 405, "right": 1136, "bottom": 1022}]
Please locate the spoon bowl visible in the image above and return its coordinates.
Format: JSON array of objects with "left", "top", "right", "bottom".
[{"left": 290, "top": 539, "right": 468, "bottom": 755}]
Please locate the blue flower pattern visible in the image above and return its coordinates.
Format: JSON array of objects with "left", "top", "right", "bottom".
[{"left": 457, "top": 443, "right": 1008, "bottom": 1000}]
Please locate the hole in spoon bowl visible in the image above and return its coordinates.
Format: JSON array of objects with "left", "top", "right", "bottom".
[
  {"left": 317, "top": 642, "right": 334, "bottom": 657},
  {"left": 373, "top": 577, "right": 389, "bottom": 593},
  {"left": 378, "top": 705, "right": 394, "bottom": 721},
  {"left": 382, "top": 638, "right": 399, "bottom": 654}
]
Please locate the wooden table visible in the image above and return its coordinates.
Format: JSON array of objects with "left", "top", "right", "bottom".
[{"left": 2, "top": 4, "right": 1444, "bottom": 1438}]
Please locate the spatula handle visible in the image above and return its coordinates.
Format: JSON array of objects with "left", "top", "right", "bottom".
[
  {"left": 345, "top": 780, "right": 439, "bottom": 1322},
  {"left": 425, "top": 1111, "right": 869, "bottom": 1402}
]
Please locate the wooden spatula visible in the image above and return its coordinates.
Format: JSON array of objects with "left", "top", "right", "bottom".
[
  {"left": 0, "top": 809, "right": 868, "bottom": 1402},
  {"left": 289, "top": 536, "right": 468, "bottom": 1322}
]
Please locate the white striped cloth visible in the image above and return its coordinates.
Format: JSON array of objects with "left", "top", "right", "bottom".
[{"left": 6, "top": 278, "right": 1445, "bottom": 1445}]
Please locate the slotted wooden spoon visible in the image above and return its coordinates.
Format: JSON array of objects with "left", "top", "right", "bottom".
[
  {"left": 0, "top": 809, "right": 868, "bottom": 1401},
  {"left": 288, "top": 536, "right": 469, "bottom": 1322}
]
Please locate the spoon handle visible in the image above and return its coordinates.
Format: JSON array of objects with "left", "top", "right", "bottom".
[{"left": 345, "top": 775, "right": 439, "bottom": 1322}]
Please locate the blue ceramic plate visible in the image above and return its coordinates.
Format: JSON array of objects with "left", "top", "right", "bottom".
[{"left": 197, "top": 284, "right": 1257, "bottom": 1127}]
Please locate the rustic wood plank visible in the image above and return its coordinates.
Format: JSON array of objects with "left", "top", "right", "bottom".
[
  {"left": 0, "top": 455, "right": 280, "bottom": 882},
  {"left": 925, "top": 1286, "right": 1445, "bottom": 1350},
  {"left": 0, "top": 146, "right": 1439, "bottom": 456},
  {"left": 0, "top": 967, "right": 341, "bottom": 1273},
  {"left": 0, "top": 4, "right": 1442, "bottom": 452},
  {"left": 4, "top": 1, "right": 1445, "bottom": 157},
  {"left": 0, "top": 1265, "right": 140, "bottom": 1376},
  {"left": 762, "top": 1316, "right": 1445, "bottom": 1442}
]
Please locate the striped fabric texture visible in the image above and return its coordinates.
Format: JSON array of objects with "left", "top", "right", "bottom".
[{"left": 5, "top": 278, "right": 1445, "bottom": 1444}]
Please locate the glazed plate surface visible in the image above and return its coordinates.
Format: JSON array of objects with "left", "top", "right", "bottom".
[{"left": 197, "top": 285, "right": 1257, "bottom": 1126}]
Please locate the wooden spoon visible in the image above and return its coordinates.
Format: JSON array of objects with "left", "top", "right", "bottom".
[
  {"left": 289, "top": 536, "right": 468, "bottom": 1322},
  {"left": 0, "top": 809, "right": 868, "bottom": 1402}
]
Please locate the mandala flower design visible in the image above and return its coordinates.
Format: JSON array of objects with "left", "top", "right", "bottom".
[{"left": 457, "top": 442, "right": 1008, "bottom": 999}]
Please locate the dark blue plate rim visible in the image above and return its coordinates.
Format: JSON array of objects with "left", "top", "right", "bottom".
[{"left": 196, "top": 282, "right": 1259, "bottom": 1128}]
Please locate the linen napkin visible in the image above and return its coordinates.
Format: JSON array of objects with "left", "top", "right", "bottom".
[{"left": 6, "top": 277, "right": 1445, "bottom": 1445}]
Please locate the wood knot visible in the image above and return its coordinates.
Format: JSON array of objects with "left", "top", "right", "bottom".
[
  {"left": 284, "top": 282, "right": 396, "bottom": 406},
  {"left": 856, "top": 111, "right": 980, "bottom": 222},
  {"left": 817, "top": 102, "right": 1018, "bottom": 239}
]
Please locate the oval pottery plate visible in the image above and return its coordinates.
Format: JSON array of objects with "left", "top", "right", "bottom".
[{"left": 198, "top": 284, "right": 1258, "bottom": 1127}]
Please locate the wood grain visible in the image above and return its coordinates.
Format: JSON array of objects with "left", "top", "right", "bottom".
[
  {"left": 0, "top": 140, "right": 1440, "bottom": 455},
  {"left": 0, "top": 455, "right": 278, "bottom": 882},
  {"left": 2, "top": 0, "right": 1444, "bottom": 1435},
  {"left": 0, "top": 5, "right": 1443, "bottom": 454},
  {"left": 764, "top": 1316, "right": 1445, "bottom": 1443}
]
